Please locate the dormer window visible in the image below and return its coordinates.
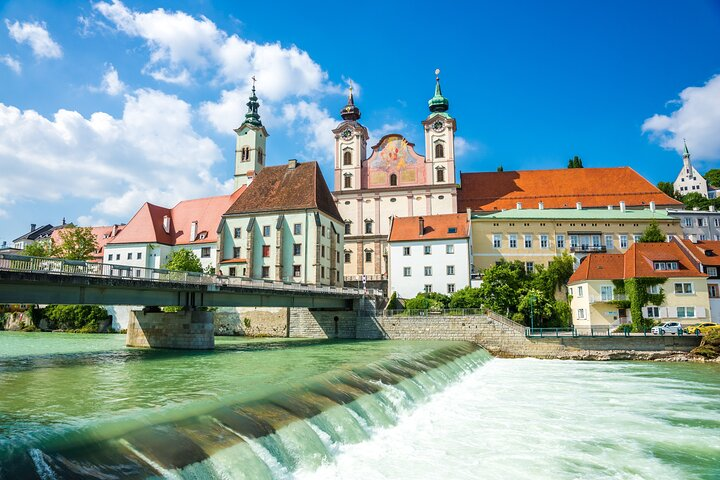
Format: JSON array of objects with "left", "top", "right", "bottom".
[
  {"left": 448, "top": 227, "right": 457, "bottom": 233},
  {"left": 653, "top": 261, "right": 679, "bottom": 271}
]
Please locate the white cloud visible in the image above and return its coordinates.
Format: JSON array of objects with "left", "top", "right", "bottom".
[
  {"left": 280, "top": 101, "right": 337, "bottom": 162},
  {"left": 0, "top": 54, "right": 21, "bottom": 74},
  {"left": 0, "top": 89, "right": 227, "bottom": 222},
  {"left": 642, "top": 75, "right": 720, "bottom": 160},
  {"left": 455, "top": 136, "right": 481, "bottom": 157},
  {"left": 5, "top": 20, "right": 62, "bottom": 59},
  {"left": 368, "top": 121, "right": 408, "bottom": 149},
  {"left": 97, "top": 64, "right": 125, "bottom": 95}
]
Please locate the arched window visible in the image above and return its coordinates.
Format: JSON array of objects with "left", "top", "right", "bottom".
[
  {"left": 390, "top": 173, "right": 398, "bottom": 186},
  {"left": 241, "top": 146, "right": 250, "bottom": 161},
  {"left": 436, "top": 168, "right": 445, "bottom": 183},
  {"left": 344, "top": 222, "right": 351, "bottom": 234},
  {"left": 435, "top": 143, "right": 445, "bottom": 158},
  {"left": 344, "top": 175, "right": 352, "bottom": 189},
  {"left": 343, "top": 151, "right": 352, "bottom": 166},
  {"left": 257, "top": 148, "right": 264, "bottom": 164}
]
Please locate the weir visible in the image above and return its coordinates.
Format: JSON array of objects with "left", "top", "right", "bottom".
[{"left": 0, "top": 342, "right": 490, "bottom": 480}]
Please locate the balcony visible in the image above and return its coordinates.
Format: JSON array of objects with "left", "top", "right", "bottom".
[
  {"left": 589, "top": 294, "right": 627, "bottom": 304},
  {"left": 570, "top": 245, "right": 607, "bottom": 254}
]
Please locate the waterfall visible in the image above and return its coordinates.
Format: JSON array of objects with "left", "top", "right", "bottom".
[{"left": 4, "top": 341, "right": 491, "bottom": 479}]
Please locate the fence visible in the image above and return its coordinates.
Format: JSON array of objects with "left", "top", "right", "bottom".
[
  {"left": 382, "top": 308, "right": 487, "bottom": 317},
  {"left": 525, "top": 326, "right": 703, "bottom": 338}
]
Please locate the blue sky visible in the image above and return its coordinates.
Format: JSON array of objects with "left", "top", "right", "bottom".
[{"left": 1, "top": 0, "right": 719, "bottom": 243}]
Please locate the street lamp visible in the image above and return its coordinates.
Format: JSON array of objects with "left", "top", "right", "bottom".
[{"left": 530, "top": 294, "right": 535, "bottom": 333}]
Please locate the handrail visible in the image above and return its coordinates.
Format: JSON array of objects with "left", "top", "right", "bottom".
[{"left": 0, "top": 254, "right": 382, "bottom": 297}]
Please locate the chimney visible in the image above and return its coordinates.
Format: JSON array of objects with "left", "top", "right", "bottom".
[
  {"left": 576, "top": 202, "right": 582, "bottom": 210},
  {"left": 619, "top": 201, "right": 626, "bottom": 213},
  {"left": 538, "top": 201, "right": 544, "bottom": 210},
  {"left": 649, "top": 201, "right": 656, "bottom": 212},
  {"left": 418, "top": 216, "right": 425, "bottom": 236},
  {"left": 30, "top": 223, "right": 36, "bottom": 232},
  {"left": 288, "top": 159, "right": 298, "bottom": 170},
  {"left": 516, "top": 202, "right": 522, "bottom": 210},
  {"left": 190, "top": 221, "right": 198, "bottom": 242},
  {"left": 163, "top": 215, "right": 171, "bottom": 234},
  {"left": 689, "top": 234, "right": 698, "bottom": 244},
  {"left": 111, "top": 224, "right": 118, "bottom": 237}
]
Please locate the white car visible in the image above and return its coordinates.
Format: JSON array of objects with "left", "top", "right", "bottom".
[{"left": 651, "top": 322, "right": 684, "bottom": 335}]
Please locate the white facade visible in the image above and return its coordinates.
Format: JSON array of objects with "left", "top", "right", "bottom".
[
  {"left": 674, "top": 143, "right": 709, "bottom": 197},
  {"left": 389, "top": 238, "right": 471, "bottom": 298},
  {"left": 103, "top": 242, "right": 217, "bottom": 273}
]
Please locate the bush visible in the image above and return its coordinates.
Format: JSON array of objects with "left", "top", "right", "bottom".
[
  {"left": 42, "top": 305, "right": 109, "bottom": 332},
  {"left": 448, "top": 287, "right": 484, "bottom": 308},
  {"left": 691, "top": 329, "right": 720, "bottom": 359}
]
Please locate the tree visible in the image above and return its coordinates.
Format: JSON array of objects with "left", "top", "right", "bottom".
[
  {"left": 638, "top": 221, "right": 666, "bottom": 243},
  {"left": 477, "top": 261, "right": 530, "bottom": 317},
  {"left": 532, "top": 253, "right": 575, "bottom": 299},
  {"left": 448, "top": 286, "right": 484, "bottom": 308},
  {"left": 705, "top": 169, "right": 720, "bottom": 188},
  {"left": 497, "top": 165, "right": 504, "bottom": 172},
  {"left": 517, "top": 288, "right": 555, "bottom": 327},
  {"left": 165, "top": 248, "right": 203, "bottom": 272},
  {"left": 682, "top": 192, "right": 710, "bottom": 211},
  {"left": 23, "top": 240, "right": 57, "bottom": 257},
  {"left": 656, "top": 181, "right": 679, "bottom": 200},
  {"left": 57, "top": 226, "right": 98, "bottom": 261},
  {"left": 567, "top": 156, "right": 583, "bottom": 168}
]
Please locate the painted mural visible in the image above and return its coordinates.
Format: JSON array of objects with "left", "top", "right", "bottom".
[{"left": 366, "top": 135, "right": 427, "bottom": 188}]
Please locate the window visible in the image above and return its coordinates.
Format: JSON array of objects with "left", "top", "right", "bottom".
[
  {"left": 321, "top": 245, "right": 325, "bottom": 258},
  {"left": 201, "top": 247, "right": 211, "bottom": 258},
  {"left": 403, "top": 267, "right": 411, "bottom": 277},
  {"left": 605, "top": 235, "right": 614, "bottom": 250},
  {"left": 524, "top": 234, "right": 533, "bottom": 249},
  {"left": 262, "top": 245, "right": 270, "bottom": 257},
  {"left": 241, "top": 146, "right": 250, "bottom": 161},
  {"left": 229, "top": 267, "right": 236, "bottom": 276},
  {"left": 337, "top": 251, "right": 340, "bottom": 262},
  {"left": 620, "top": 235, "right": 628, "bottom": 249},
  {"left": 570, "top": 235, "right": 579, "bottom": 248},
  {"left": 646, "top": 306, "right": 660, "bottom": 318},
  {"left": 365, "top": 221, "right": 373, "bottom": 234},
  {"left": 343, "top": 151, "right": 352, "bottom": 165},
  {"left": 577, "top": 308, "right": 586, "bottom": 319},
  {"left": 683, "top": 217, "right": 692, "bottom": 227},
  {"left": 294, "top": 223, "right": 302, "bottom": 235},
  {"left": 424, "top": 266, "right": 432, "bottom": 276},
  {"left": 108, "top": 254, "right": 112, "bottom": 261},
  {"left": 424, "top": 245, "right": 431, "bottom": 255},
  {"left": 707, "top": 267, "right": 718, "bottom": 277},
  {"left": 293, "top": 243, "right": 301, "bottom": 256},
  {"left": 633, "top": 234, "right": 641, "bottom": 243},
  {"left": 714, "top": 218, "right": 720, "bottom": 227},
  {"left": 674, "top": 283, "right": 693, "bottom": 294},
  {"left": 446, "top": 244, "right": 454, "bottom": 254},
  {"left": 577, "top": 286, "right": 583, "bottom": 298},
  {"left": 435, "top": 143, "right": 444, "bottom": 158},
  {"left": 698, "top": 218, "right": 708, "bottom": 227},
  {"left": 436, "top": 168, "right": 445, "bottom": 182},
  {"left": 700, "top": 234, "right": 708, "bottom": 241},
  {"left": 257, "top": 148, "right": 263, "bottom": 164},
  {"left": 447, "top": 284, "right": 455, "bottom": 294},
  {"left": 293, "top": 265, "right": 301, "bottom": 277},
  {"left": 137, "top": 252, "right": 142, "bottom": 260},
  {"left": 321, "top": 266, "right": 325, "bottom": 278},
  {"left": 234, "top": 227, "right": 241, "bottom": 239},
  {"left": 678, "top": 307, "right": 695, "bottom": 318},
  {"left": 709, "top": 284, "right": 719, "bottom": 298},
  {"left": 116, "top": 254, "right": 120, "bottom": 260},
  {"left": 261, "top": 266, "right": 270, "bottom": 278},
  {"left": 493, "top": 234, "right": 502, "bottom": 248},
  {"left": 654, "top": 261, "right": 679, "bottom": 271},
  {"left": 344, "top": 252, "right": 351, "bottom": 263},
  {"left": 262, "top": 225, "right": 271, "bottom": 237},
  {"left": 592, "top": 235, "right": 601, "bottom": 248},
  {"left": 344, "top": 223, "right": 351, "bottom": 235},
  {"left": 344, "top": 175, "right": 352, "bottom": 188},
  {"left": 525, "top": 261, "right": 534, "bottom": 274},
  {"left": 233, "top": 247, "right": 241, "bottom": 258},
  {"left": 424, "top": 284, "right": 433, "bottom": 293},
  {"left": 447, "top": 265, "right": 455, "bottom": 275},
  {"left": 509, "top": 234, "right": 518, "bottom": 249},
  {"left": 647, "top": 284, "right": 661, "bottom": 294},
  {"left": 322, "top": 226, "right": 326, "bottom": 237},
  {"left": 540, "top": 234, "right": 549, "bottom": 249},
  {"left": 403, "top": 246, "right": 411, "bottom": 256},
  {"left": 448, "top": 227, "right": 457, "bottom": 234},
  {"left": 390, "top": 173, "right": 397, "bottom": 186},
  {"left": 601, "top": 285, "right": 613, "bottom": 301},
  {"left": 556, "top": 234, "right": 565, "bottom": 249},
  {"left": 127, "top": 252, "right": 132, "bottom": 260},
  {"left": 365, "top": 251, "right": 372, "bottom": 263}
]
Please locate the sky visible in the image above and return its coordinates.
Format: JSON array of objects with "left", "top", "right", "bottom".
[{"left": 0, "top": 0, "right": 719, "bottom": 244}]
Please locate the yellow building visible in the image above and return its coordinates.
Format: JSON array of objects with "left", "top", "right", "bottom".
[
  {"left": 568, "top": 242, "right": 710, "bottom": 332},
  {"left": 470, "top": 207, "right": 682, "bottom": 273}
]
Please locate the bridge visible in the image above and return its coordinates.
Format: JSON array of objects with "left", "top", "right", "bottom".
[{"left": 0, "top": 254, "right": 381, "bottom": 349}]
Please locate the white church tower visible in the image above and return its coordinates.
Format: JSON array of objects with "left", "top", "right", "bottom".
[
  {"left": 332, "top": 86, "right": 369, "bottom": 191},
  {"left": 673, "top": 140, "right": 710, "bottom": 198},
  {"left": 421, "top": 69, "right": 456, "bottom": 186},
  {"left": 234, "top": 80, "right": 269, "bottom": 189}
]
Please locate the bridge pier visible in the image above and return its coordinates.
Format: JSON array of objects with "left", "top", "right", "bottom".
[{"left": 126, "top": 310, "right": 215, "bottom": 350}]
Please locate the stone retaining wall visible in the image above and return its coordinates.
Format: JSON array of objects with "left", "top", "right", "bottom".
[
  {"left": 127, "top": 310, "right": 214, "bottom": 349},
  {"left": 214, "top": 307, "right": 288, "bottom": 337}
]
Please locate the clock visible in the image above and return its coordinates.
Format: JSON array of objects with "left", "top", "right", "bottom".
[
  {"left": 432, "top": 120, "right": 444, "bottom": 132},
  {"left": 341, "top": 128, "right": 353, "bottom": 140}
]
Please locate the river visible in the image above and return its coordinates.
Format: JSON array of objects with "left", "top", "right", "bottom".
[{"left": 0, "top": 332, "right": 718, "bottom": 479}]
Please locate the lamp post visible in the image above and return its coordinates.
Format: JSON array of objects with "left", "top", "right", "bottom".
[{"left": 530, "top": 294, "right": 535, "bottom": 333}]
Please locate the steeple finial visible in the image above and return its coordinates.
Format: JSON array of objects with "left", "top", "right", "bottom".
[
  {"left": 683, "top": 138, "right": 690, "bottom": 158},
  {"left": 428, "top": 68, "right": 449, "bottom": 113},
  {"left": 340, "top": 82, "right": 361, "bottom": 121},
  {"left": 242, "top": 76, "right": 262, "bottom": 127}
]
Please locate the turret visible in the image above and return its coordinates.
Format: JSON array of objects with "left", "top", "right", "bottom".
[
  {"left": 422, "top": 69, "right": 457, "bottom": 185},
  {"left": 234, "top": 77, "right": 269, "bottom": 189}
]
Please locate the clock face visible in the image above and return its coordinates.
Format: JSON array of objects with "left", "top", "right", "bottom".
[
  {"left": 432, "top": 120, "right": 444, "bottom": 132},
  {"left": 341, "top": 128, "right": 353, "bottom": 140}
]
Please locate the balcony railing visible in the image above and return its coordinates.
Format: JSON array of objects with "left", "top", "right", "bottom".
[
  {"left": 589, "top": 294, "right": 627, "bottom": 304},
  {"left": 570, "top": 245, "right": 607, "bottom": 253}
]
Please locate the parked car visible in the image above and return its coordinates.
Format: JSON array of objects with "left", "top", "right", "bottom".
[
  {"left": 685, "top": 322, "right": 720, "bottom": 335},
  {"left": 651, "top": 322, "right": 684, "bottom": 335}
]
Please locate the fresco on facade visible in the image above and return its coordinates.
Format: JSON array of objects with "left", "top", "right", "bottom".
[{"left": 367, "top": 135, "right": 425, "bottom": 187}]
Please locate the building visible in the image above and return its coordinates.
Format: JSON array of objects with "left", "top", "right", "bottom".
[
  {"left": 388, "top": 213, "right": 472, "bottom": 298},
  {"left": 333, "top": 77, "right": 458, "bottom": 291},
  {"left": 12, "top": 223, "right": 57, "bottom": 250},
  {"left": 673, "top": 141, "right": 718, "bottom": 198},
  {"left": 568, "top": 242, "right": 710, "bottom": 331},
  {"left": 470, "top": 206, "right": 682, "bottom": 272},
  {"left": 673, "top": 236, "right": 720, "bottom": 322},
  {"left": 218, "top": 159, "right": 344, "bottom": 285},
  {"left": 667, "top": 207, "right": 720, "bottom": 241},
  {"left": 51, "top": 224, "right": 124, "bottom": 262}
]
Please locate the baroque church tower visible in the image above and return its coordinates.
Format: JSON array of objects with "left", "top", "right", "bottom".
[
  {"left": 332, "top": 86, "right": 369, "bottom": 191},
  {"left": 234, "top": 81, "right": 269, "bottom": 189},
  {"left": 422, "top": 70, "right": 456, "bottom": 186}
]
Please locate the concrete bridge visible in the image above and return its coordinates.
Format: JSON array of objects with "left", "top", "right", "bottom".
[{"left": 0, "top": 254, "right": 381, "bottom": 349}]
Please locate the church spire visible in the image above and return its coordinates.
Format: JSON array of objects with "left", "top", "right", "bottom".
[
  {"left": 428, "top": 68, "right": 449, "bottom": 113},
  {"left": 242, "top": 76, "right": 263, "bottom": 127},
  {"left": 340, "top": 84, "right": 361, "bottom": 121},
  {"left": 683, "top": 138, "right": 690, "bottom": 159}
]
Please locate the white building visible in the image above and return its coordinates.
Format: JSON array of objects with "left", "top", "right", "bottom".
[
  {"left": 388, "top": 213, "right": 472, "bottom": 298},
  {"left": 673, "top": 141, "right": 718, "bottom": 198}
]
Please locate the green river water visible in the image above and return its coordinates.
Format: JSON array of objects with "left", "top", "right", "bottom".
[{"left": 0, "top": 332, "right": 719, "bottom": 479}]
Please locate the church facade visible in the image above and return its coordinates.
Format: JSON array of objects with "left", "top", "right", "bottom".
[{"left": 333, "top": 77, "right": 458, "bottom": 289}]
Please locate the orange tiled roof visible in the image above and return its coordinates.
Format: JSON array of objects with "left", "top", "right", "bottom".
[
  {"left": 678, "top": 239, "right": 720, "bottom": 267},
  {"left": 389, "top": 213, "right": 469, "bottom": 242},
  {"left": 51, "top": 225, "right": 125, "bottom": 261},
  {"left": 568, "top": 253, "right": 624, "bottom": 283},
  {"left": 108, "top": 187, "right": 245, "bottom": 246},
  {"left": 458, "top": 167, "right": 682, "bottom": 211}
]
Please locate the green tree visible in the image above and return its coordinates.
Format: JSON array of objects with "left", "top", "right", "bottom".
[
  {"left": 57, "top": 226, "right": 98, "bottom": 261},
  {"left": 517, "top": 289, "right": 555, "bottom": 327},
  {"left": 22, "top": 240, "right": 58, "bottom": 257},
  {"left": 656, "top": 181, "right": 678, "bottom": 200},
  {"left": 682, "top": 192, "right": 710, "bottom": 210},
  {"left": 404, "top": 293, "right": 447, "bottom": 311},
  {"left": 448, "top": 286, "right": 484, "bottom": 308},
  {"left": 43, "top": 304, "right": 109, "bottom": 332},
  {"left": 638, "top": 221, "right": 666, "bottom": 243},
  {"left": 532, "top": 253, "right": 575, "bottom": 299},
  {"left": 165, "top": 248, "right": 203, "bottom": 272},
  {"left": 704, "top": 169, "right": 720, "bottom": 188},
  {"left": 477, "top": 261, "right": 530, "bottom": 317},
  {"left": 568, "top": 156, "right": 583, "bottom": 168},
  {"left": 497, "top": 165, "right": 504, "bottom": 172}
]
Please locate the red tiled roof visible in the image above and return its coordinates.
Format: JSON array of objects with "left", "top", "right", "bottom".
[
  {"left": 108, "top": 187, "right": 245, "bottom": 246},
  {"left": 51, "top": 225, "right": 125, "bottom": 261},
  {"left": 389, "top": 213, "right": 469, "bottom": 242},
  {"left": 458, "top": 167, "right": 682, "bottom": 211},
  {"left": 568, "top": 254, "right": 624, "bottom": 283},
  {"left": 678, "top": 239, "right": 720, "bottom": 267},
  {"left": 225, "top": 161, "right": 342, "bottom": 222}
]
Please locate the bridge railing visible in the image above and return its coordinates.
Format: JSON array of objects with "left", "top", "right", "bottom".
[{"left": 0, "top": 254, "right": 381, "bottom": 297}]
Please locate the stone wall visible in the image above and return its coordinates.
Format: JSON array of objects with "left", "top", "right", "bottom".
[
  {"left": 127, "top": 310, "right": 214, "bottom": 349},
  {"left": 214, "top": 307, "right": 288, "bottom": 337},
  {"left": 1, "top": 311, "right": 33, "bottom": 331},
  {"left": 288, "top": 308, "right": 357, "bottom": 339}
]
